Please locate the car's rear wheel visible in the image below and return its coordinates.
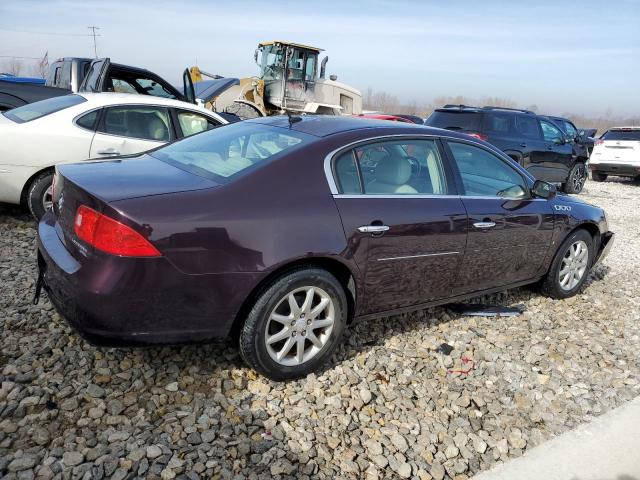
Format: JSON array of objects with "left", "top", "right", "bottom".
[
  {"left": 541, "top": 229, "right": 594, "bottom": 299},
  {"left": 591, "top": 171, "right": 607, "bottom": 182},
  {"left": 27, "top": 171, "right": 54, "bottom": 221},
  {"left": 562, "top": 163, "right": 587, "bottom": 193},
  {"left": 239, "top": 268, "right": 347, "bottom": 380}
]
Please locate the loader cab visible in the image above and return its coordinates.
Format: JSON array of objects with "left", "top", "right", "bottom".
[{"left": 256, "top": 41, "right": 322, "bottom": 111}]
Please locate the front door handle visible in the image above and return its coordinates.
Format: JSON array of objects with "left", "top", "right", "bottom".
[
  {"left": 97, "top": 148, "right": 120, "bottom": 155},
  {"left": 520, "top": 142, "right": 527, "bottom": 148},
  {"left": 547, "top": 145, "right": 554, "bottom": 151},
  {"left": 358, "top": 225, "right": 389, "bottom": 233},
  {"left": 473, "top": 221, "right": 496, "bottom": 229}
]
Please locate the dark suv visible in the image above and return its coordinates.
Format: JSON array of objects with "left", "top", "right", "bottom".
[{"left": 425, "top": 106, "right": 587, "bottom": 193}]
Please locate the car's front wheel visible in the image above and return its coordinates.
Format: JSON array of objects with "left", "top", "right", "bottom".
[
  {"left": 591, "top": 171, "right": 607, "bottom": 182},
  {"left": 562, "top": 163, "right": 587, "bottom": 194},
  {"left": 239, "top": 268, "right": 347, "bottom": 380},
  {"left": 27, "top": 171, "right": 54, "bottom": 221},
  {"left": 541, "top": 229, "right": 594, "bottom": 299}
]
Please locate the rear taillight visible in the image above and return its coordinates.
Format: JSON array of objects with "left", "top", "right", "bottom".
[
  {"left": 595, "top": 139, "right": 604, "bottom": 146},
  {"left": 74, "top": 205, "right": 160, "bottom": 257},
  {"left": 466, "top": 132, "right": 489, "bottom": 141}
]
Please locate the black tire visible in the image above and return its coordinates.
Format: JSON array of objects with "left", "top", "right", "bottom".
[
  {"left": 591, "top": 171, "right": 607, "bottom": 182},
  {"left": 239, "top": 268, "right": 347, "bottom": 381},
  {"left": 540, "top": 229, "right": 594, "bottom": 299},
  {"left": 27, "top": 171, "right": 54, "bottom": 221},
  {"left": 562, "top": 163, "right": 587, "bottom": 194}
]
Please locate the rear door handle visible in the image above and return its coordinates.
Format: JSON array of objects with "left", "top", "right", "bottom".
[
  {"left": 547, "top": 145, "right": 554, "bottom": 151},
  {"left": 97, "top": 148, "right": 120, "bottom": 155},
  {"left": 473, "top": 221, "right": 496, "bottom": 229},
  {"left": 520, "top": 143, "right": 527, "bottom": 148},
  {"left": 358, "top": 225, "right": 389, "bottom": 233}
]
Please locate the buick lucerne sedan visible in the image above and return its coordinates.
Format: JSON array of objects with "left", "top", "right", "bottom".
[{"left": 37, "top": 116, "right": 614, "bottom": 380}]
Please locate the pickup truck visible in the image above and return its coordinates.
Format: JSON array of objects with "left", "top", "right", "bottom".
[{"left": 0, "top": 57, "right": 231, "bottom": 112}]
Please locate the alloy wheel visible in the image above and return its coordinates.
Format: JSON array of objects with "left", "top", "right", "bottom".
[
  {"left": 42, "top": 185, "right": 53, "bottom": 211},
  {"left": 573, "top": 165, "right": 587, "bottom": 192},
  {"left": 265, "top": 286, "right": 335, "bottom": 366},
  {"left": 559, "top": 240, "right": 589, "bottom": 291}
]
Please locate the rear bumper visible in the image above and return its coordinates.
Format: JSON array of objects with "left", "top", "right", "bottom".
[
  {"left": 594, "top": 231, "right": 615, "bottom": 266},
  {"left": 590, "top": 162, "right": 640, "bottom": 177},
  {"left": 37, "top": 213, "right": 261, "bottom": 346}
]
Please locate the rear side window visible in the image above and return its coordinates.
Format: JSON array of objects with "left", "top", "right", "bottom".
[
  {"left": 602, "top": 130, "right": 640, "bottom": 141},
  {"left": 3, "top": 94, "right": 86, "bottom": 123},
  {"left": 334, "top": 139, "right": 449, "bottom": 195},
  {"left": 425, "top": 111, "right": 482, "bottom": 132},
  {"left": 151, "top": 122, "right": 312, "bottom": 183},
  {"left": 483, "top": 113, "right": 514, "bottom": 135},
  {"left": 100, "top": 106, "right": 171, "bottom": 142},
  {"left": 75, "top": 109, "right": 99, "bottom": 131},
  {"left": 515, "top": 115, "right": 541, "bottom": 139}
]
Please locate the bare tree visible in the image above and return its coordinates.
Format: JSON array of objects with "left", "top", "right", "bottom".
[{"left": 0, "top": 58, "right": 23, "bottom": 76}]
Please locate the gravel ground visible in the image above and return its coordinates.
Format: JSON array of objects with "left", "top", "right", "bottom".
[{"left": 1, "top": 178, "right": 639, "bottom": 480}]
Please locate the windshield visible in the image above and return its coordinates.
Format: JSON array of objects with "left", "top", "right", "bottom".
[
  {"left": 602, "top": 130, "right": 640, "bottom": 141},
  {"left": 151, "top": 122, "right": 313, "bottom": 183},
  {"left": 425, "top": 111, "right": 482, "bottom": 131},
  {"left": 259, "top": 45, "right": 285, "bottom": 80},
  {"left": 3, "top": 94, "right": 86, "bottom": 123}
]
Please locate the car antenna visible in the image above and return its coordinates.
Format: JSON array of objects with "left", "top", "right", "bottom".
[{"left": 286, "top": 110, "right": 302, "bottom": 127}]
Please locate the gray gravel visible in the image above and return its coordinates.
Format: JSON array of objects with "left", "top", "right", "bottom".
[{"left": 1, "top": 178, "right": 639, "bottom": 479}]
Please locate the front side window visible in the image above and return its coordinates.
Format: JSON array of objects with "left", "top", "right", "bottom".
[
  {"left": 562, "top": 120, "right": 578, "bottom": 137},
  {"left": 100, "top": 106, "right": 171, "bottom": 142},
  {"left": 448, "top": 142, "right": 528, "bottom": 199},
  {"left": 259, "top": 45, "right": 284, "bottom": 80},
  {"left": 177, "top": 111, "right": 219, "bottom": 138},
  {"left": 540, "top": 120, "right": 564, "bottom": 142},
  {"left": 3, "top": 94, "right": 86, "bottom": 123},
  {"left": 151, "top": 123, "right": 312, "bottom": 183},
  {"left": 334, "top": 139, "right": 448, "bottom": 195}
]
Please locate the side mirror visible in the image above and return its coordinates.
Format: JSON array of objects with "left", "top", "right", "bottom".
[{"left": 531, "top": 180, "right": 556, "bottom": 199}]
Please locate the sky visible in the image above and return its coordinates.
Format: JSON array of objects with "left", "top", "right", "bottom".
[{"left": 1, "top": 0, "right": 638, "bottom": 117}]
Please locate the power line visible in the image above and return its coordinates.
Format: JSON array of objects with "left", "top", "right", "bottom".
[
  {"left": 0, "top": 27, "right": 98, "bottom": 37},
  {"left": 88, "top": 26, "right": 100, "bottom": 58}
]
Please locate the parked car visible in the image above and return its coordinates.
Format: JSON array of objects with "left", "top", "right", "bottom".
[
  {"left": 546, "top": 115, "right": 597, "bottom": 159},
  {"left": 37, "top": 116, "right": 614, "bottom": 380},
  {"left": 425, "top": 105, "right": 588, "bottom": 194},
  {"left": 0, "top": 93, "right": 227, "bottom": 219},
  {"left": 589, "top": 127, "right": 640, "bottom": 181},
  {"left": 355, "top": 113, "right": 415, "bottom": 123},
  {"left": 0, "top": 57, "right": 215, "bottom": 112}
]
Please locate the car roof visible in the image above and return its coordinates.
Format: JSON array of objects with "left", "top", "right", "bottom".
[
  {"left": 246, "top": 114, "right": 433, "bottom": 137},
  {"left": 608, "top": 126, "right": 640, "bottom": 130},
  {"left": 76, "top": 93, "right": 224, "bottom": 119},
  {"left": 435, "top": 105, "right": 536, "bottom": 115}
]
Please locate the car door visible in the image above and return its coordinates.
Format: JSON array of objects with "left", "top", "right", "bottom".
[
  {"left": 78, "top": 58, "right": 110, "bottom": 93},
  {"left": 538, "top": 119, "right": 574, "bottom": 182},
  {"left": 444, "top": 140, "right": 554, "bottom": 293},
  {"left": 330, "top": 137, "right": 468, "bottom": 314},
  {"left": 89, "top": 105, "right": 172, "bottom": 158},
  {"left": 513, "top": 114, "right": 547, "bottom": 172}
]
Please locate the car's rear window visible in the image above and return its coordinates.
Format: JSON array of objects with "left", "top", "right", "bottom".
[
  {"left": 425, "top": 111, "right": 482, "bottom": 132},
  {"left": 3, "top": 94, "right": 86, "bottom": 123},
  {"left": 150, "top": 122, "right": 313, "bottom": 183},
  {"left": 602, "top": 130, "right": 640, "bottom": 141}
]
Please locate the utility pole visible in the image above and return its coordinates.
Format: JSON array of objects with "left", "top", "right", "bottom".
[{"left": 87, "top": 26, "right": 100, "bottom": 58}]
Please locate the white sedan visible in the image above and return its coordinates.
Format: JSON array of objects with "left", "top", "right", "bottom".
[{"left": 0, "top": 93, "right": 228, "bottom": 219}]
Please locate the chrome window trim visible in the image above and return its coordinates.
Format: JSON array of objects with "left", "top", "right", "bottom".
[
  {"left": 323, "top": 133, "right": 537, "bottom": 199},
  {"left": 333, "top": 194, "right": 546, "bottom": 201}
]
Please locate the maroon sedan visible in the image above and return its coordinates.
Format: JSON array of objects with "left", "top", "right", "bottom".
[{"left": 37, "top": 116, "right": 614, "bottom": 380}]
